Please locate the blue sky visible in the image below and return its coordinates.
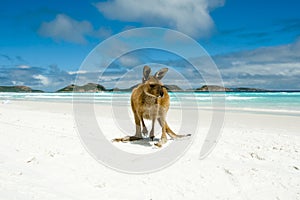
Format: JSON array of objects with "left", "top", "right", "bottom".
[{"left": 1, "top": 0, "right": 300, "bottom": 91}]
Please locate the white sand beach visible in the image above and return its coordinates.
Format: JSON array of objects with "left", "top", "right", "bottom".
[{"left": 0, "top": 100, "right": 299, "bottom": 200}]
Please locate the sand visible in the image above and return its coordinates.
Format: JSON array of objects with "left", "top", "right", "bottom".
[{"left": 0, "top": 100, "right": 299, "bottom": 200}]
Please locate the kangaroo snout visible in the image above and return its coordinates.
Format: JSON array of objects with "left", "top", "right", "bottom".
[
  {"left": 144, "top": 83, "right": 164, "bottom": 98},
  {"left": 160, "top": 90, "right": 164, "bottom": 98}
]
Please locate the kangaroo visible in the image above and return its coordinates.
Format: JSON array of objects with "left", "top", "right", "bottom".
[{"left": 113, "top": 65, "right": 189, "bottom": 147}]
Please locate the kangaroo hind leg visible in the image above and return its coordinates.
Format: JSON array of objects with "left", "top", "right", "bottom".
[{"left": 158, "top": 118, "right": 189, "bottom": 139}]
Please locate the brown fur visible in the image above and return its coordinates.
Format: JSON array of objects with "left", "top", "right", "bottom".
[{"left": 113, "top": 66, "right": 188, "bottom": 147}]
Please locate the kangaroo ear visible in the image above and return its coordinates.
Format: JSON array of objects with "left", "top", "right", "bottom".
[
  {"left": 154, "top": 68, "right": 168, "bottom": 80},
  {"left": 143, "top": 65, "right": 151, "bottom": 83}
]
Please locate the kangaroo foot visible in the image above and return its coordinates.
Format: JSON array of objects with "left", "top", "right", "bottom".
[
  {"left": 112, "top": 136, "right": 143, "bottom": 143},
  {"left": 154, "top": 137, "right": 167, "bottom": 147}
]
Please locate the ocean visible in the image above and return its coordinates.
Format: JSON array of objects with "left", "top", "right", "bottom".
[{"left": 1, "top": 92, "right": 300, "bottom": 116}]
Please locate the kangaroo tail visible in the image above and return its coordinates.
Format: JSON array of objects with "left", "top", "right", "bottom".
[{"left": 165, "top": 122, "right": 191, "bottom": 138}]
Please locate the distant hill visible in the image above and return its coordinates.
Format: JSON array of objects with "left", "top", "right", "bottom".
[
  {"left": 57, "top": 83, "right": 268, "bottom": 93},
  {"left": 56, "top": 83, "right": 106, "bottom": 92},
  {"left": 0, "top": 83, "right": 270, "bottom": 93},
  {"left": 195, "top": 85, "right": 269, "bottom": 92},
  {"left": 164, "top": 85, "right": 183, "bottom": 92},
  {"left": 0, "top": 86, "right": 44, "bottom": 92},
  {"left": 195, "top": 85, "right": 232, "bottom": 92},
  {"left": 112, "top": 84, "right": 139, "bottom": 92},
  {"left": 231, "top": 87, "right": 269, "bottom": 92}
]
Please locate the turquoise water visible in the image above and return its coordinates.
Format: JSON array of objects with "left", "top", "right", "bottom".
[{"left": 1, "top": 92, "right": 300, "bottom": 116}]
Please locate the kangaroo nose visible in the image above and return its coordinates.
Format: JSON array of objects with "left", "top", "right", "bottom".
[{"left": 160, "top": 90, "right": 164, "bottom": 97}]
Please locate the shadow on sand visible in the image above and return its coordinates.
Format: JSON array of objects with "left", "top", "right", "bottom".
[{"left": 112, "top": 136, "right": 160, "bottom": 147}]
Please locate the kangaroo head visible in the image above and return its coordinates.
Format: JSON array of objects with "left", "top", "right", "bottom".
[{"left": 142, "top": 65, "right": 168, "bottom": 98}]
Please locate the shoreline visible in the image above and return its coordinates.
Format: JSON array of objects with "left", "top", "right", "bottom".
[{"left": 3, "top": 99, "right": 300, "bottom": 117}]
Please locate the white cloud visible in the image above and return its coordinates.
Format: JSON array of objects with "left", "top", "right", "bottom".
[
  {"left": 38, "top": 14, "right": 93, "bottom": 44},
  {"left": 33, "top": 74, "right": 50, "bottom": 86},
  {"left": 211, "top": 38, "right": 300, "bottom": 89},
  {"left": 92, "top": 27, "right": 112, "bottom": 39},
  {"left": 12, "top": 81, "right": 24, "bottom": 86},
  {"left": 118, "top": 55, "right": 140, "bottom": 67},
  {"left": 221, "top": 63, "right": 300, "bottom": 77},
  {"left": 68, "top": 70, "right": 88, "bottom": 75},
  {"left": 38, "top": 14, "right": 112, "bottom": 44},
  {"left": 18, "top": 65, "right": 31, "bottom": 69},
  {"left": 95, "top": 0, "right": 224, "bottom": 38}
]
